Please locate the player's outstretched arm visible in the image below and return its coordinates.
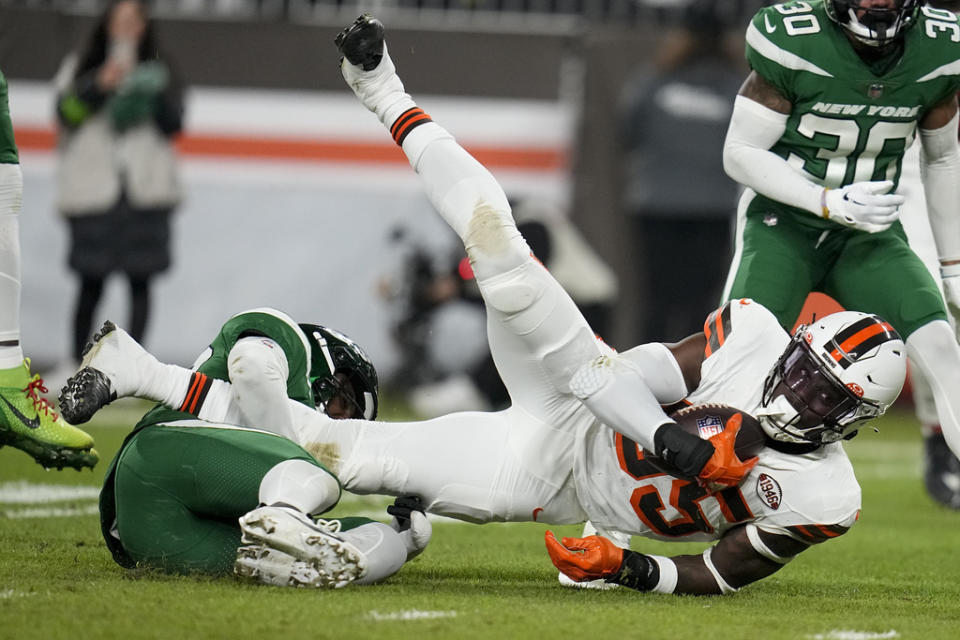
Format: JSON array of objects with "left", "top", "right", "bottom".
[
  {"left": 918, "top": 94, "right": 960, "bottom": 337},
  {"left": 545, "top": 523, "right": 814, "bottom": 595}
]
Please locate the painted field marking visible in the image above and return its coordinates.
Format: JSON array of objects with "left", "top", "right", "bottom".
[
  {"left": 3, "top": 505, "right": 101, "bottom": 519},
  {"left": 808, "top": 631, "right": 899, "bottom": 640},
  {"left": 368, "top": 610, "right": 458, "bottom": 621},
  {"left": 0, "top": 481, "right": 99, "bottom": 504}
]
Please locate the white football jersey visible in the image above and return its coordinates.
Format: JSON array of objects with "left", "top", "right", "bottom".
[{"left": 573, "top": 299, "right": 861, "bottom": 545}]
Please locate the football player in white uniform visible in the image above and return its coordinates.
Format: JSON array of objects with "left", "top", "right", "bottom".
[{"left": 61, "top": 16, "right": 908, "bottom": 596}]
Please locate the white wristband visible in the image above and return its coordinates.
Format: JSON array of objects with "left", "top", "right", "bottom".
[
  {"left": 702, "top": 547, "right": 738, "bottom": 594},
  {"left": 648, "top": 555, "right": 678, "bottom": 594},
  {"left": 940, "top": 261, "right": 960, "bottom": 279}
]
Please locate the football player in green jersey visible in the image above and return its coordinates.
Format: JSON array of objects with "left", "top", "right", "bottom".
[
  {"left": 0, "top": 68, "right": 98, "bottom": 470},
  {"left": 721, "top": 1, "right": 960, "bottom": 506},
  {"left": 59, "top": 309, "right": 429, "bottom": 588}
]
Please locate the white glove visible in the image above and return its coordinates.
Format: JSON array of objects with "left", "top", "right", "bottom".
[
  {"left": 822, "top": 180, "right": 904, "bottom": 233},
  {"left": 941, "top": 262, "right": 960, "bottom": 341}
]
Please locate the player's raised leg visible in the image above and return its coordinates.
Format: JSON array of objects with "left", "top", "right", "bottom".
[
  {"left": 337, "top": 16, "right": 608, "bottom": 419},
  {"left": 59, "top": 320, "right": 192, "bottom": 424},
  {"left": 0, "top": 69, "right": 97, "bottom": 470}
]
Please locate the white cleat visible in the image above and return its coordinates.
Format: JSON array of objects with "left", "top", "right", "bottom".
[
  {"left": 336, "top": 15, "right": 410, "bottom": 123},
  {"left": 58, "top": 320, "right": 157, "bottom": 424},
  {"left": 235, "top": 545, "right": 356, "bottom": 589},
  {"left": 237, "top": 506, "right": 367, "bottom": 588}
]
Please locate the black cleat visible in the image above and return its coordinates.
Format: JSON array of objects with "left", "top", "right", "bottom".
[
  {"left": 58, "top": 367, "right": 117, "bottom": 426},
  {"left": 924, "top": 431, "right": 960, "bottom": 509},
  {"left": 335, "top": 14, "right": 385, "bottom": 71}
]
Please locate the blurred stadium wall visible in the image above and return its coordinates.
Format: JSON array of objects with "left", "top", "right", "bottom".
[{"left": 0, "top": 5, "right": 662, "bottom": 374}]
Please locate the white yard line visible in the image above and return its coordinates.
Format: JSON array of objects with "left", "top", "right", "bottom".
[
  {"left": 2, "top": 505, "right": 101, "bottom": 519},
  {"left": 367, "top": 610, "right": 458, "bottom": 621},
  {"left": 0, "top": 481, "right": 99, "bottom": 503},
  {"left": 808, "top": 631, "right": 900, "bottom": 640}
]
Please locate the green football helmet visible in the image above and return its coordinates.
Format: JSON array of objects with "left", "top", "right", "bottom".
[{"left": 300, "top": 324, "right": 379, "bottom": 420}]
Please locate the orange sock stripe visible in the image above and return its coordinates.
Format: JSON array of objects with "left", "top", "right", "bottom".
[
  {"left": 179, "top": 372, "right": 213, "bottom": 415},
  {"left": 187, "top": 373, "right": 209, "bottom": 414},
  {"left": 390, "top": 108, "right": 433, "bottom": 146},
  {"left": 178, "top": 373, "right": 203, "bottom": 412},
  {"left": 389, "top": 107, "right": 421, "bottom": 137},
  {"left": 393, "top": 114, "right": 432, "bottom": 145}
]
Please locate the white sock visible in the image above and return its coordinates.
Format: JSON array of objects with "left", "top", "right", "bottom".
[
  {"left": 341, "top": 42, "right": 416, "bottom": 127},
  {"left": 906, "top": 320, "right": 960, "bottom": 457},
  {"left": 139, "top": 362, "right": 194, "bottom": 410},
  {"left": 0, "top": 164, "right": 23, "bottom": 369}
]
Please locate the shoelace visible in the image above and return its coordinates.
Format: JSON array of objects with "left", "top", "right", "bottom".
[
  {"left": 26, "top": 375, "right": 59, "bottom": 422},
  {"left": 312, "top": 518, "right": 343, "bottom": 535}
]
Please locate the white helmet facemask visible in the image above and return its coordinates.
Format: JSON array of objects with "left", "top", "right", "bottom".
[{"left": 826, "top": 0, "right": 920, "bottom": 48}]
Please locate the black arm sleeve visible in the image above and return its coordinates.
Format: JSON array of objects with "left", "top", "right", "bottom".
[
  {"left": 653, "top": 423, "right": 714, "bottom": 477},
  {"left": 604, "top": 550, "right": 660, "bottom": 591}
]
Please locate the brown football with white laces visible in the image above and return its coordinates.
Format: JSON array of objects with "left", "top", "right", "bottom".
[{"left": 645, "top": 403, "right": 767, "bottom": 478}]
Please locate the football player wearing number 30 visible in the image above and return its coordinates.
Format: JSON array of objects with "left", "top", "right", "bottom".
[
  {"left": 62, "top": 15, "right": 910, "bottom": 595},
  {"left": 721, "top": 1, "right": 960, "bottom": 507}
]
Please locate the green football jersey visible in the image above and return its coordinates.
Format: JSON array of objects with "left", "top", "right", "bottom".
[
  {"left": 0, "top": 69, "right": 19, "bottom": 165},
  {"left": 137, "top": 308, "right": 314, "bottom": 429},
  {"left": 745, "top": 1, "right": 960, "bottom": 225}
]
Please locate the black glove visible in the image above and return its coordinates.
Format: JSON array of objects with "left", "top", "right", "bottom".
[
  {"left": 386, "top": 495, "right": 426, "bottom": 531},
  {"left": 653, "top": 423, "right": 715, "bottom": 478}
]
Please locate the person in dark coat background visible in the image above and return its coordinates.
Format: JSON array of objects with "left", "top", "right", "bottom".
[{"left": 54, "top": 0, "right": 184, "bottom": 364}]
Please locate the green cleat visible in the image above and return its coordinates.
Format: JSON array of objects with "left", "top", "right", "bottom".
[{"left": 0, "top": 358, "right": 99, "bottom": 470}]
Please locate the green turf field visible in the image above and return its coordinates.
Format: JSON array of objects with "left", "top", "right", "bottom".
[{"left": 1, "top": 400, "right": 958, "bottom": 640}]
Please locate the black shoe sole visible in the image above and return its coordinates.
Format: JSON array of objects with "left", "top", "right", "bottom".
[
  {"left": 58, "top": 367, "right": 117, "bottom": 426},
  {"left": 335, "top": 14, "right": 385, "bottom": 71}
]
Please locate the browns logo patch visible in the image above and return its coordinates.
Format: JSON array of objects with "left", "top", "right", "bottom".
[{"left": 756, "top": 473, "right": 782, "bottom": 510}]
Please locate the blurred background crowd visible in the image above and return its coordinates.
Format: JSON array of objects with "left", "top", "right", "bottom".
[
  {"left": 1, "top": 0, "right": 765, "bottom": 404},
  {"left": 0, "top": 0, "right": 940, "bottom": 421}
]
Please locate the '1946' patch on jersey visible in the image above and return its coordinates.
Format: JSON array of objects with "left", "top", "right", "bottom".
[
  {"left": 757, "top": 473, "right": 782, "bottom": 510},
  {"left": 696, "top": 415, "right": 724, "bottom": 439}
]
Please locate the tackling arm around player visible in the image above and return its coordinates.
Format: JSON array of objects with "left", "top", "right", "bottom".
[
  {"left": 720, "top": 0, "right": 960, "bottom": 506},
  {"left": 62, "top": 309, "right": 429, "bottom": 588}
]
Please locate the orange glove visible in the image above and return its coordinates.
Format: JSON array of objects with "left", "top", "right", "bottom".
[
  {"left": 697, "top": 413, "right": 759, "bottom": 489},
  {"left": 544, "top": 531, "right": 624, "bottom": 582}
]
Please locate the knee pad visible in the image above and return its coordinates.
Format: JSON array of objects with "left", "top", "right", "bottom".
[
  {"left": 480, "top": 261, "right": 544, "bottom": 316},
  {"left": 463, "top": 203, "right": 530, "bottom": 282}
]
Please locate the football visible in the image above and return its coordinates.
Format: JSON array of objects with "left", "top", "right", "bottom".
[{"left": 645, "top": 403, "right": 767, "bottom": 479}]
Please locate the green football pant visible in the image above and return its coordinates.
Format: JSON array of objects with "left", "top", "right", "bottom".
[
  {"left": 112, "top": 425, "right": 334, "bottom": 575},
  {"left": 0, "top": 69, "right": 18, "bottom": 164},
  {"left": 727, "top": 205, "right": 946, "bottom": 338}
]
